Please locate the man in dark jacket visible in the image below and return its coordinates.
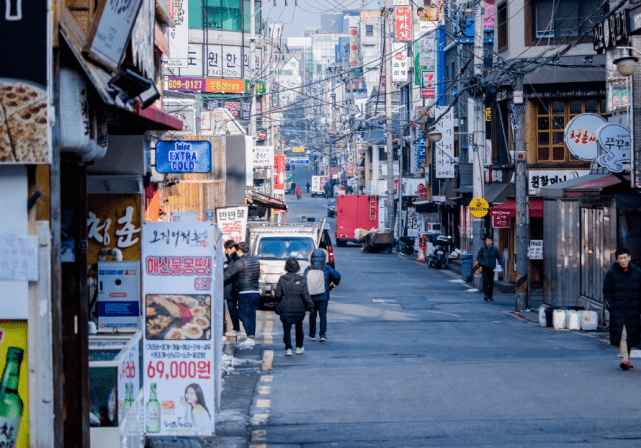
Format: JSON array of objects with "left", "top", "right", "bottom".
[
  {"left": 303, "top": 248, "right": 340, "bottom": 342},
  {"left": 224, "top": 241, "right": 261, "bottom": 345},
  {"left": 476, "top": 236, "right": 504, "bottom": 302},
  {"left": 223, "top": 240, "right": 240, "bottom": 336},
  {"left": 275, "top": 258, "right": 313, "bottom": 356},
  {"left": 603, "top": 247, "right": 641, "bottom": 370}
]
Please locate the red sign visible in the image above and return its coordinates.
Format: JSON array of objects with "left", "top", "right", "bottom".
[
  {"left": 274, "top": 154, "right": 286, "bottom": 193},
  {"left": 492, "top": 210, "right": 511, "bottom": 228},
  {"left": 417, "top": 183, "right": 427, "bottom": 199},
  {"left": 395, "top": 6, "right": 412, "bottom": 41},
  {"left": 346, "top": 162, "right": 354, "bottom": 176}
]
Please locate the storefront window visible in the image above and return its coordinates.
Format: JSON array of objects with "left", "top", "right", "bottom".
[{"left": 535, "top": 98, "right": 605, "bottom": 163}]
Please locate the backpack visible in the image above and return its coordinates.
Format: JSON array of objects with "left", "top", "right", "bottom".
[{"left": 306, "top": 269, "right": 326, "bottom": 295}]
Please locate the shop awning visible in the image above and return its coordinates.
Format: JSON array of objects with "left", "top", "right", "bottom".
[
  {"left": 484, "top": 182, "right": 514, "bottom": 204},
  {"left": 538, "top": 173, "right": 621, "bottom": 198},
  {"left": 413, "top": 200, "right": 439, "bottom": 214},
  {"left": 490, "top": 199, "right": 544, "bottom": 218},
  {"left": 60, "top": 8, "right": 182, "bottom": 132},
  {"left": 246, "top": 191, "right": 288, "bottom": 211}
]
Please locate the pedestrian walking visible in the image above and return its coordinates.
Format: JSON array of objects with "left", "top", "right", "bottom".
[
  {"left": 476, "top": 236, "right": 503, "bottom": 301},
  {"left": 275, "top": 258, "right": 313, "bottom": 356},
  {"left": 223, "top": 240, "right": 241, "bottom": 336},
  {"left": 224, "top": 241, "right": 261, "bottom": 346},
  {"left": 303, "top": 248, "right": 340, "bottom": 342},
  {"left": 295, "top": 186, "right": 302, "bottom": 200},
  {"left": 603, "top": 247, "right": 641, "bottom": 370},
  {"left": 306, "top": 181, "right": 310, "bottom": 193}
]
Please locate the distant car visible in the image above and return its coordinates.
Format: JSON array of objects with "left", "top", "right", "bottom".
[{"left": 327, "top": 200, "right": 336, "bottom": 217}]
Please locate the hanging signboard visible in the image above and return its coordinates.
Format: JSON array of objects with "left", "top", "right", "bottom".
[
  {"left": 84, "top": 0, "right": 144, "bottom": 71},
  {"left": 215, "top": 206, "right": 248, "bottom": 244},
  {"left": 392, "top": 43, "right": 408, "bottom": 82},
  {"left": 596, "top": 123, "right": 631, "bottom": 173},
  {"left": 155, "top": 141, "right": 212, "bottom": 173},
  {"left": 253, "top": 146, "right": 274, "bottom": 169},
  {"left": 142, "top": 221, "right": 217, "bottom": 437},
  {"left": 0, "top": 0, "right": 51, "bottom": 164},
  {"left": 394, "top": 6, "right": 412, "bottom": 41},
  {"left": 492, "top": 210, "right": 511, "bottom": 228},
  {"left": 434, "top": 106, "right": 455, "bottom": 178},
  {"left": 166, "top": 0, "right": 188, "bottom": 67},
  {"left": 528, "top": 169, "right": 589, "bottom": 194},
  {"left": 274, "top": 154, "right": 286, "bottom": 194},
  {"left": 564, "top": 113, "right": 607, "bottom": 161}
]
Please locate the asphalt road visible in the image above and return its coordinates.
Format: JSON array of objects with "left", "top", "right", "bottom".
[{"left": 226, "top": 173, "right": 641, "bottom": 447}]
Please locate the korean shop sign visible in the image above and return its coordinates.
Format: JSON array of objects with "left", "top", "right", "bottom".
[
  {"left": 564, "top": 113, "right": 607, "bottom": 161},
  {"left": 155, "top": 141, "right": 212, "bottom": 173},
  {"left": 528, "top": 169, "right": 589, "bottom": 195},
  {"left": 395, "top": 6, "right": 412, "bottom": 41},
  {"left": 593, "top": 9, "right": 629, "bottom": 54}
]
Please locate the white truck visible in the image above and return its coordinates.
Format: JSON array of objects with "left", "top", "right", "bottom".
[
  {"left": 248, "top": 220, "right": 332, "bottom": 308},
  {"left": 311, "top": 175, "right": 328, "bottom": 197}
]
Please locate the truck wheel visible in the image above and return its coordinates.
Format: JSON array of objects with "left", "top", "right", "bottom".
[{"left": 337, "top": 240, "right": 347, "bottom": 247}]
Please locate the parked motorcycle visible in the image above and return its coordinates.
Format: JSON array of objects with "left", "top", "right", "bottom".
[{"left": 427, "top": 236, "right": 451, "bottom": 269}]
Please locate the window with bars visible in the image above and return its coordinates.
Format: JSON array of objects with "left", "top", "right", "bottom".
[{"left": 534, "top": 98, "right": 606, "bottom": 163}]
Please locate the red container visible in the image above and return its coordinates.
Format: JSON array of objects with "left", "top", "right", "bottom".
[{"left": 335, "top": 195, "right": 379, "bottom": 246}]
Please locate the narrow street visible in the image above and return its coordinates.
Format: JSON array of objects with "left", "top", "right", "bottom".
[{"left": 219, "top": 185, "right": 641, "bottom": 447}]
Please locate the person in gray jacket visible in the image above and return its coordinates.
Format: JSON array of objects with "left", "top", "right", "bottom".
[
  {"left": 224, "top": 241, "right": 261, "bottom": 344},
  {"left": 303, "top": 248, "right": 340, "bottom": 342},
  {"left": 275, "top": 258, "right": 313, "bottom": 356},
  {"left": 476, "top": 236, "right": 504, "bottom": 302}
]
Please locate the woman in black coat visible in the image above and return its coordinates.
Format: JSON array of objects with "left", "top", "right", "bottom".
[
  {"left": 275, "top": 258, "right": 313, "bottom": 356},
  {"left": 603, "top": 248, "right": 641, "bottom": 370}
]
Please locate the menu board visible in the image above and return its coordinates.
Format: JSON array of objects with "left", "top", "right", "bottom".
[{"left": 142, "top": 222, "right": 217, "bottom": 436}]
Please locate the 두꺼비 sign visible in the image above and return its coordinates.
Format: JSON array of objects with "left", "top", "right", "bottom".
[{"left": 155, "top": 141, "right": 212, "bottom": 173}]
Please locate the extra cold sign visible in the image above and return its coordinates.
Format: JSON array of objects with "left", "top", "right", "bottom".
[{"left": 155, "top": 141, "right": 212, "bottom": 173}]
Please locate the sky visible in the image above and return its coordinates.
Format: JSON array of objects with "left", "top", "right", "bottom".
[{"left": 262, "top": 0, "right": 382, "bottom": 37}]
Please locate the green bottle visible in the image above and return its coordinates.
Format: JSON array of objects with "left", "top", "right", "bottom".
[
  {"left": 0, "top": 347, "right": 24, "bottom": 447},
  {"left": 146, "top": 383, "right": 161, "bottom": 433},
  {"left": 122, "top": 383, "right": 132, "bottom": 420}
]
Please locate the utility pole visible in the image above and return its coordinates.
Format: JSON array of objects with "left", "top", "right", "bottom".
[
  {"left": 385, "top": 0, "right": 395, "bottom": 230},
  {"left": 471, "top": 0, "right": 485, "bottom": 259},
  {"left": 513, "top": 64, "right": 529, "bottom": 311},
  {"left": 249, "top": 0, "right": 256, "bottom": 137}
]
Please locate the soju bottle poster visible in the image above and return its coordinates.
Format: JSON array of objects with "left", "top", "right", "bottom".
[{"left": 0, "top": 321, "right": 28, "bottom": 447}]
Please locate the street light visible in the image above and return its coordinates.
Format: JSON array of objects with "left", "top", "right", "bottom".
[
  {"left": 613, "top": 47, "right": 641, "bottom": 76},
  {"left": 428, "top": 128, "right": 442, "bottom": 143}
]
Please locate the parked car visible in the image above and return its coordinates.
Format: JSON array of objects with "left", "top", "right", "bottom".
[{"left": 327, "top": 199, "right": 336, "bottom": 217}]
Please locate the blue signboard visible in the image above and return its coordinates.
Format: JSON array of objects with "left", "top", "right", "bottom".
[
  {"left": 289, "top": 158, "right": 310, "bottom": 165},
  {"left": 155, "top": 141, "right": 212, "bottom": 173},
  {"left": 205, "top": 209, "right": 214, "bottom": 220}
]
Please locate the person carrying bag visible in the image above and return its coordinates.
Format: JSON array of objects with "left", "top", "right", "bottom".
[
  {"left": 304, "top": 249, "right": 341, "bottom": 342},
  {"left": 275, "top": 258, "right": 313, "bottom": 356}
]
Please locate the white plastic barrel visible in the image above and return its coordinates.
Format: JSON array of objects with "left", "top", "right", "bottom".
[
  {"left": 567, "top": 310, "right": 580, "bottom": 330},
  {"left": 553, "top": 309, "right": 566, "bottom": 330},
  {"left": 539, "top": 307, "right": 548, "bottom": 327},
  {"left": 580, "top": 310, "right": 598, "bottom": 331}
]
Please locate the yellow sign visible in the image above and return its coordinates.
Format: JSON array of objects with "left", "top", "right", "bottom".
[
  {"left": 0, "top": 321, "right": 28, "bottom": 447},
  {"left": 292, "top": 147, "right": 305, "bottom": 153},
  {"left": 469, "top": 197, "right": 489, "bottom": 218},
  {"left": 485, "top": 107, "right": 491, "bottom": 121}
]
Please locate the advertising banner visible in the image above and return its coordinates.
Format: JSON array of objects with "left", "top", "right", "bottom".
[
  {"left": 274, "top": 154, "right": 286, "bottom": 194},
  {"left": 392, "top": 43, "right": 408, "bottom": 82},
  {"left": 394, "top": 6, "right": 411, "bottom": 41},
  {"left": 167, "top": 0, "right": 188, "bottom": 67},
  {"left": 215, "top": 206, "right": 248, "bottom": 244},
  {"left": 253, "top": 146, "right": 274, "bottom": 169},
  {"left": 155, "top": 141, "right": 212, "bottom": 173},
  {"left": 0, "top": 321, "right": 28, "bottom": 447},
  {"left": 142, "top": 222, "right": 216, "bottom": 436},
  {"left": 528, "top": 169, "right": 589, "bottom": 194},
  {"left": 434, "top": 106, "right": 455, "bottom": 178},
  {"left": 97, "top": 261, "right": 141, "bottom": 330},
  {"left": 0, "top": 0, "right": 51, "bottom": 164}
]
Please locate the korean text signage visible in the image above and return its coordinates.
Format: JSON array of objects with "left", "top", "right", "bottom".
[
  {"left": 593, "top": 9, "right": 629, "bottom": 54},
  {"left": 0, "top": 0, "right": 51, "bottom": 164},
  {"left": 143, "top": 222, "right": 216, "bottom": 436},
  {"left": 274, "top": 154, "right": 286, "bottom": 194},
  {"left": 564, "top": 114, "right": 606, "bottom": 161},
  {"left": 177, "top": 43, "right": 263, "bottom": 79},
  {"left": 216, "top": 207, "right": 248, "bottom": 244},
  {"left": 597, "top": 123, "right": 631, "bottom": 173},
  {"left": 84, "top": 0, "right": 144, "bottom": 71},
  {"left": 167, "top": 78, "right": 265, "bottom": 94},
  {"left": 253, "top": 146, "right": 274, "bottom": 169},
  {"left": 392, "top": 43, "right": 408, "bottom": 82},
  {"left": 492, "top": 210, "right": 510, "bottom": 228},
  {"left": 166, "top": 0, "right": 188, "bottom": 68},
  {"left": 156, "top": 141, "right": 212, "bottom": 173},
  {"left": 434, "top": 106, "right": 455, "bottom": 178},
  {"left": 528, "top": 169, "right": 589, "bottom": 194},
  {"left": 349, "top": 27, "right": 360, "bottom": 69},
  {"left": 469, "top": 198, "right": 489, "bottom": 218},
  {"left": 0, "top": 236, "right": 38, "bottom": 281},
  {"left": 395, "top": 6, "right": 412, "bottom": 41}
]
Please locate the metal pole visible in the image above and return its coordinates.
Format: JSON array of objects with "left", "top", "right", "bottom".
[
  {"left": 514, "top": 67, "right": 529, "bottom": 311},
  {"left": 471, "top": 0, "right": 485, "bottom": 259},
  {"left": 249, "top": 0, "right": 256, "bottom": 137},
  {"left": 385, "top": 0, "right": 395, "bottom": 230}
]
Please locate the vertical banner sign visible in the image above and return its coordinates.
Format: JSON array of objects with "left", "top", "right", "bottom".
[
  {"left": 274, "top": 154, "right": 286, "bottom": 194},
  {"left": 349, "top": 27, "right": 360, "bottom": 69},
  {"left": 394, "top": 6, "right": 412, "bottom": 41},
  {"left": 215, "top": 206, "right": 248, "bottom": 244},
  {"left": 0, "top": 0, "right": 51, "bottom": 164},
  {"left": 434, "top": 106, "right": 455, "bottom": 178},
  {"left": 143, "top": 222, "right": 216, "bottom": 436},
  {"left": 0, "top": 321, "right": 28, "bottom": 447},
  {"left": 392, "top": 43, "right": 408, "bottom": 82},
  {"left": 167, "top": 0, "right": 188, "bottom": 68}
]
